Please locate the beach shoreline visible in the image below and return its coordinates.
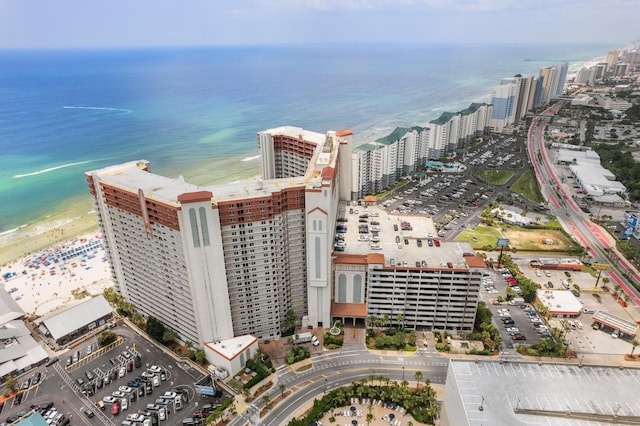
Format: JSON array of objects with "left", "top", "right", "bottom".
[
  {"left": 0, "top": 230, "right": 113, "bottom": 318},
  {"left": 0, "top": 209, "right": 100, "bottom": 268}
]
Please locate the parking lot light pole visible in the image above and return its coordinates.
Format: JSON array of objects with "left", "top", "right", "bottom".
[{"left": 324, "top": 378, "right": 327, "bottom": 394}]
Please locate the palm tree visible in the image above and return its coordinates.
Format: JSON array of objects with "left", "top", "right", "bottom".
[
  {"left": 414, "top": 371, "right": 423, "bottom": 393},
  {"left": 614, "top": 285, "right": 621, "bottom": 301},
  {"left": 396, "top": 314, "right": 404, "bottom": 329},
  {"left": 254, "top": 347, "right": 266, "bottom": 363},
  {"left": 631, "top": 339, "right": 639, "bottom": 357},
  {"left": 262, "top": 394, "right": 271, "bottom": 409},
  {"left": 279, "top": 384, "right": 285, "bottom": 398}
]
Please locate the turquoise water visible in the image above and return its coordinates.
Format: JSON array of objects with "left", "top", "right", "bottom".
[{"left": 0, "top": 43, "right": 615, "bottom": 234}]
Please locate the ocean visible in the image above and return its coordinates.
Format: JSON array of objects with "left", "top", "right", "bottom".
[{"left": 0, "top": 43, "right": 616, "bottom": 236}]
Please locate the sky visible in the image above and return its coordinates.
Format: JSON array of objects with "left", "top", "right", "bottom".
[{"left": 0, "top": 0, "right": 638, "bottom": 49}]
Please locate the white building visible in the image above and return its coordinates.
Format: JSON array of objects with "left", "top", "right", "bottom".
[
  {"left": 351, "top": 126, "right": 429, "bottom": 200},
  {"left": 203, "top": 335, "right": 258, "bottom": 379},
  {"left": 0, "top": 286, "right": 48, "bottom": 378}
]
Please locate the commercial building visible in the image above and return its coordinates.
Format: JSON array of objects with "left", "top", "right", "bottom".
[
  {"left": 536, "top": 289, "right": 582, "bottom": 317},
  {"left": 0, "top": 286, "right": 48, "bottom": 379},
  {"left": 35, "top": 295, "right": 113, "bottom": 346},
  {"left": 441, "top": 359, "right": 640, "bottom": 426},
  {"left": 87, "top": 127, "right": 353, "bottom": 346}
]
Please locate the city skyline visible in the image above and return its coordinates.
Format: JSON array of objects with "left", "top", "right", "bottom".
[{"left": 0, "top": 0, "right": 638, "bottom": 49}]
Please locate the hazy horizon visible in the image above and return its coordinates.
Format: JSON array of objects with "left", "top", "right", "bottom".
[{"left": 1, "top": 0, "right": 637, "bottom": 49}]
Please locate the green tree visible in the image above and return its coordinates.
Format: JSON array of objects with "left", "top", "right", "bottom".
[
  {"left": 162, "top": 328, "right": 177, "bottom": 344},
  {"left": 366, "top": 315, "right": 378, "bottom": 331},
  {"left": 97, "top": 330, "right": 117, "bottom": 346},
  {"left": 414, "top": 371, "right": 423, "bottom": 393},
  {"left": 279, "top": 384, "right": 286, "bottom": 398},
  {"left": 396, "top": 314, "right": 404, "bottom": 329},
  {"left": 262, "top": 394, "right": 271, "bottom": 409},
  {"left": 281, "top": 309, "right": 297, "bottom": 335},
  {"left": 5, "top": 377, "right": 17, "bottom": 391},
  {"left": 474, "top": 301, "right": 492, "bottom": 331},
  {"left": 631, "top": 339, "right": 639, "bottom": 357},
  {"left": 146, "top": 316, "right": 165, "bottom": 342},
  {"left": 194, "top": 349, "right": 207, "bottom": 364}
]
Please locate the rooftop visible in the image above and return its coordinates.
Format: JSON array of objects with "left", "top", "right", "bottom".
[
  {"left": 36, "top": 295, "right": 112, "bottom": 340},
  {"left": 445, "top": 359, "right": 640, "bottom": 425},
  {"left": 536, "top": 289, "right": 583, "bottom": 315},
  {"left": 87, "top": 127, "right": 345, "bottom": 206},
  {"left": 204, "top": 335, "right": 257, "bottom": 361}
]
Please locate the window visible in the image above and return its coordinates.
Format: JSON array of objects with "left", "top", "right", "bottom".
[
  {"left": 188, "top": 208, "right": 200, "bottom": 248},
  {"left": 338, "top": 274, "right": 347, "bottom": 303}
]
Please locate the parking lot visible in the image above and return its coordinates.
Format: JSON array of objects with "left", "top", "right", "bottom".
[{"left": 1, "top": 325, "right": 230, "bottom": 426}]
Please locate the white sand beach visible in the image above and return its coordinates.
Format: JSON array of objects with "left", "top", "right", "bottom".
[{"left": 0, "top": 232, "right": 114, "bottom": 316}]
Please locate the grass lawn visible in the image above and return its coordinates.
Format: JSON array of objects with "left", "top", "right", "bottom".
[
  {"left": 456, "top": 225, "right": 504, "bottom": 248},
  {"left": 457, "top": 224, "right": 576, "bottom": 251},
  {"left": 482, "top": 169, "right": 515, "bottom": 185},
  {"left": 511, "top": 167, "right": 544, "bottom": 203}
]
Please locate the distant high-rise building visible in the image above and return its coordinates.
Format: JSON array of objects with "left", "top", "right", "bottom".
[
  {"left": 614, "top": 63, "right": 629, "bottom": 77},
  {"left": 351, "top": 126, "right": 429, "bottom": 199},
  {"left": 489, "top": 80, "right": 519, "bottom": 132},
  {"left": 351, "top": 103, "right": 491, "bottom": 199},
  {"left": 538, "top": 63, "right": 568, "bottom": 104},
  {"left": 606, "top": 49, "right": 620, "bottom": 71},
  {"left": 625, "top": 50, "right": 640, "bottom": 67},
  {"left": 575, "top": 67, "right": 597, "bottom": 86}
]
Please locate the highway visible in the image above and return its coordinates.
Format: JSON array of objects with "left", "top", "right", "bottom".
[
  {"left": 229, "top": 344, "right": 449, "bottom": 426},
  {"left": 527, "top": 103, "right": 640, "bottom": 305}
]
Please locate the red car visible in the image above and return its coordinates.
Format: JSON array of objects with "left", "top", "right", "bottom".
[
  {"left": 511, "top": 334, "right": 526, "bottom": 341},
  {"left": 433, "top": 238, "right": 440, "bottom": 247},
  {"left": 111, "top": 402, "right": 120, "bottom": 415}
]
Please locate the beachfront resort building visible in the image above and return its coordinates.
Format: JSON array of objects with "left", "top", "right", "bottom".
[
  {"left": 350, "top": 126, "right": 430, "bottom": 200},
  {"left": 350, "top": 103, "right": 491, "bottom": 200},
  {"left": 538, "top": 63, "right": 568, "bottom": 105},
  {"left": 87, "top": 127, "right": 353, "bottom": 346}
]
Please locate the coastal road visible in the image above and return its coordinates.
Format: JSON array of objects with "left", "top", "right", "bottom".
[
  {"left": 526, "top": 104, "right": 640, "bottom": 306},
  {"left": 230, "top": 345, "right": 448, "bottom": 426}
]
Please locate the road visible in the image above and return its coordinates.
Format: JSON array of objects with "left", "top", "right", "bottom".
[
  {"left": 229, "top": 344, "right": 449, "bottom": 426},
  {"left": 527, "top": 103, "right": 640, "bottom": 306}
]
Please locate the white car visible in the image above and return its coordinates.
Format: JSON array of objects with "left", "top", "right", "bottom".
[
  {"left": 544, "top": 270, "right": 551, "bottom": 277},
  {"left": 506, "top": 327, "right": 519, "bottom": 333},
  {"left": 152, "top": 375, "right": 160, "bottom": 387},
  {"left": 113, "top": 391, "right": 126, "bottom": 398},
  {"left": 118, "top": 367, "right": 126, "bottom": 378},
  {"left": 149, "top": 365, "right": 162, "bottom": 373},
  {"left": 103, "top": 396, "right": 117, "bottom": 404},
  {"left": 574, "top": 320, "right": 583, "bottom": 329},
  {"left": 119, "top": 386, "right": 132, "bottom": 393}
]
